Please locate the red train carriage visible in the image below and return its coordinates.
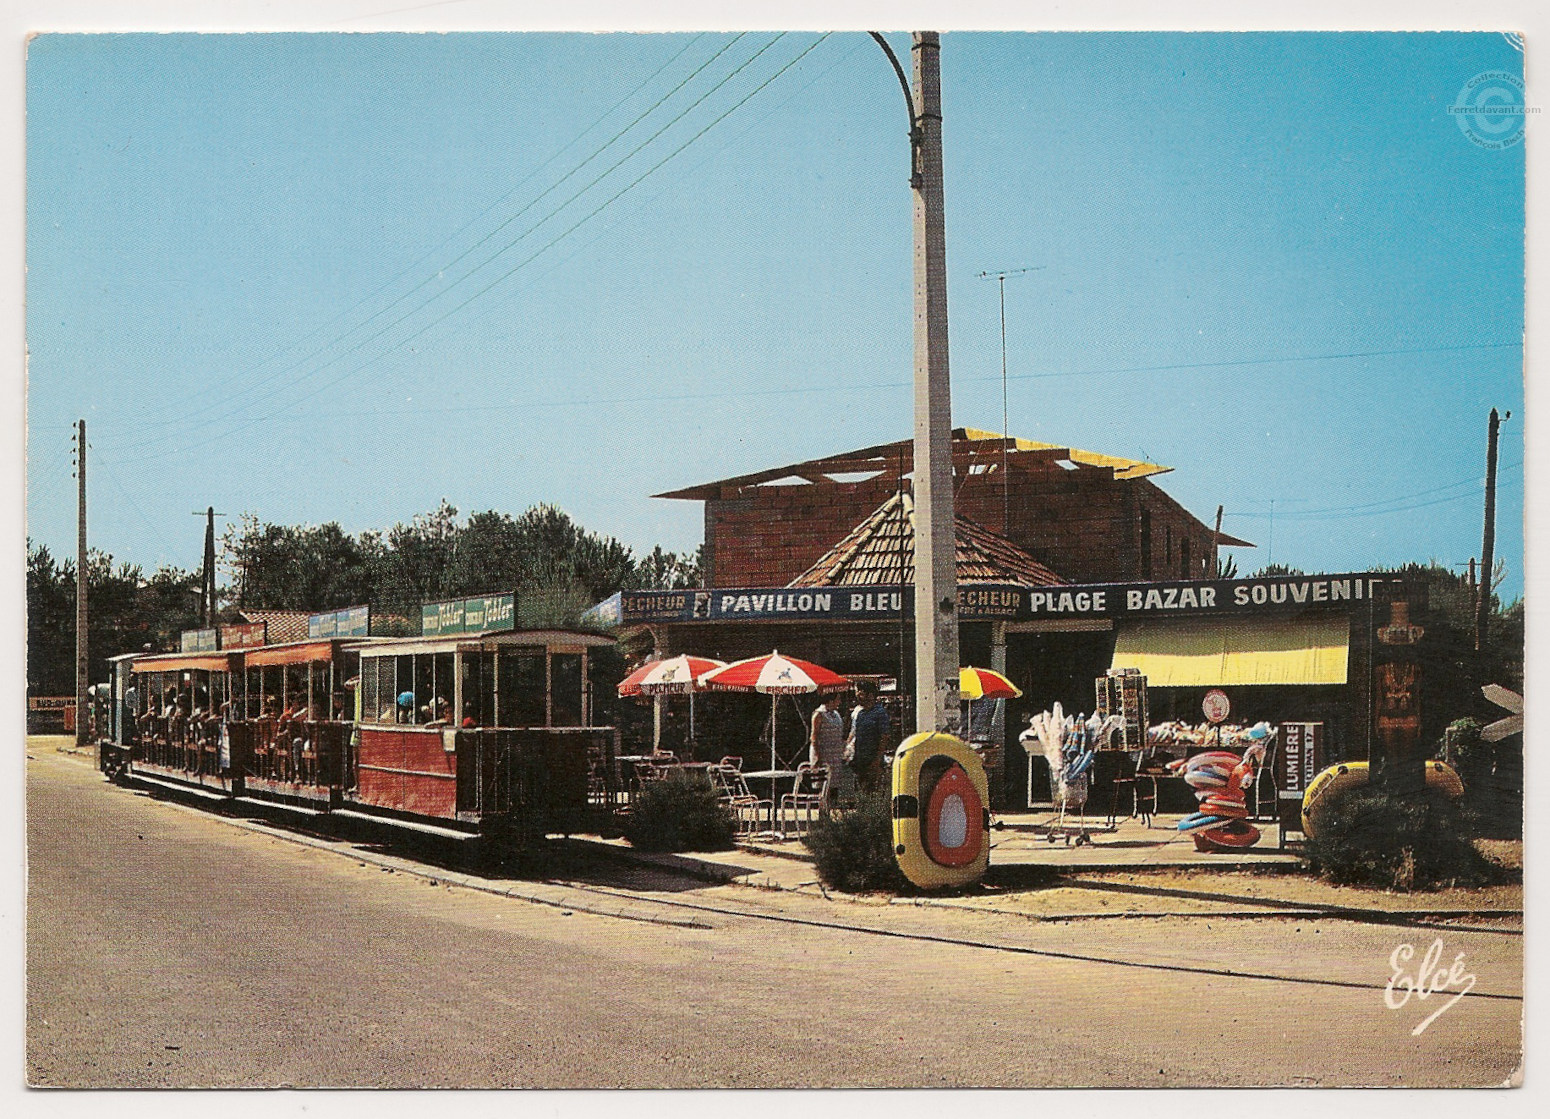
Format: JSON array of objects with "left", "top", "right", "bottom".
[{"left": 347, "top": 629, "right": 617, "bottom": 845}]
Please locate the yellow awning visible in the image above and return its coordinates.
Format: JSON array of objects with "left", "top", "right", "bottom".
[{"left": 1110, "top": 615, "right": 1349, "bottom": 686}]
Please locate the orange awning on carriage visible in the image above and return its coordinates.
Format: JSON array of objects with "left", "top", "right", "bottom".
[
  {"left": 243, "top": 641, "right": 339, "bottom": 667},
  {"left": 131, "top": 654, "right": 237, "bottom": 674}
]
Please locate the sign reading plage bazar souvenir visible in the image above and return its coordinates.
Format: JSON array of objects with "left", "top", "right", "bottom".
[{"left": 619, "top": 573, "right": 1397, "bottom": 625}]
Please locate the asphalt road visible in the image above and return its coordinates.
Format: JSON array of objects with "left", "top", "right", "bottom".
[{"left": 27, "top": 749, "right": 1524, "bottom": 1088}]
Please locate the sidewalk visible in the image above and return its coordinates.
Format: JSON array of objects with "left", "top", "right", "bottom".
[
  {"left": 565, "top": 821, "right": 1523, "bottom": 926},
  {"left": 737, "top": 811, "right": 1303, "bottom": 872}
]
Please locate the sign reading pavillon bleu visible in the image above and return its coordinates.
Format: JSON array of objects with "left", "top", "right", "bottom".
[
  {"left": 308, "top": 605, "right": 371, "bottom": 640},
  {"left": 421, "top": 592, "right": 517, "bottom": 637},
  {"left": 619, "top": 573, "right": 1396, "bottom": 625}
]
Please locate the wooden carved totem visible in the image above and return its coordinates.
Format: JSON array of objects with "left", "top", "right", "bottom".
[{"left": 1373, "top": 600, "right": 1425, "bottom": 793}]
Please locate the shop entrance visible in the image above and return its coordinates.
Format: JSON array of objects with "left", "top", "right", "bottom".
[{"left": 1004, "top": 626, "right": 1116, "bottom": 806}]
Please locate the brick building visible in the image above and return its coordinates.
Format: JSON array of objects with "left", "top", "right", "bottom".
[
  {"left": 654, "top": 428, "right": 1250, "bottom": 588},
  {"left": 622, "top": 429, "right": 1410, "bottom": 814}
]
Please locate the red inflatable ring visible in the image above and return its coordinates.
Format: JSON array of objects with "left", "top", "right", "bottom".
[{"left": 923, "top": 762, "right": 984, "bottom": 868}]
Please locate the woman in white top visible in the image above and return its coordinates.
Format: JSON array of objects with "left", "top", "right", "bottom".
[{"left": 809, "top": 696, "right": 855, "bottom": 805}]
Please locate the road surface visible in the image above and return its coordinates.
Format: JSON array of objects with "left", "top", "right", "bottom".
[{"left": 27, "top": 749, "right": 1523, "bottom": 1087}]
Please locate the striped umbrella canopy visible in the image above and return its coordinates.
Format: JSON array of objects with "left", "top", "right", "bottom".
[
  {"left": 617, "top": 658, "right": 664, "bottom": 698},
  {"left": 699, "top": 652, "right": 851, "bottom": 773},
  {"left": 697, "top": 651, "right": 850, "bottom": 695},
  {"left": 617, "top": 655, "right": 727, "bottom": 750},
  {"left": 635, "top": 655, "right": 726, "bottom": 695},
  {"left": 959, "top": 666, "right": 1022, "bottom": 701}
]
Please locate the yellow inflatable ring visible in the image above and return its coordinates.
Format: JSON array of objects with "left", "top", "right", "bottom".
[{"left": 1301, "top": 760, "right": 1464, "bottom": 837}]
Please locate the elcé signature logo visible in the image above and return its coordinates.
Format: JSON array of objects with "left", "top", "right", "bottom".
[{"left": 1384, "top": 938, "right": 1476, "bottom": 1036}]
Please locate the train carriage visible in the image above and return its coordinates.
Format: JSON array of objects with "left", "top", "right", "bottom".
[
  {"left": 348, "top": 629, "right": 618, "bottom": 845},
  {"left": 237, "top": 638, "right": 365, "bottom": 809},
  {"left": 95, "top": 603, "right": 621, "bottom": 856},
  {"left": 117, "top": 648, "right": 245, "bottom": 795}
]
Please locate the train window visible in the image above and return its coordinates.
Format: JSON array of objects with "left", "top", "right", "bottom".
[
  {"left": 377, "top": 656, "right": 399, "bottom": 723},
  {"left": 361, "top": 658, "right": 378, "bottom": 723},
  {"left": 462, "top": 653, "right": 496, "bottom": 728},
  {"left": 551, "top": 653, "right": 584, "bottom": 727},
  {"left": 432, "top": 652, "right": 455, "bottom": 720},
  {"left": 498, "top": 649, "right": 545, "bottom": 728}
]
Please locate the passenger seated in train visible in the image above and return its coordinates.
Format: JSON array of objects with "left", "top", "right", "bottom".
[{"left": 422, "top": 696, "right": 451, "bottom": 728}]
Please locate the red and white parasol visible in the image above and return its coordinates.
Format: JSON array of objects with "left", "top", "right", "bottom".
[
  {"left": 635, "top": 655, "right": 727, "bottom": 695},
  {"left": 617, "top": 655, "right": 727, "bottom": 749},
  {"left": 698, "top": 651, "right": 850, "bottom": 771}
]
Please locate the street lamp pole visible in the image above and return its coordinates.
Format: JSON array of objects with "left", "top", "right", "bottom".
[{"left": 873, "top": 31, "right": 959, "bottom": 734}]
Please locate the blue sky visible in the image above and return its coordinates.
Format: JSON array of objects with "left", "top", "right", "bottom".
[{"left": 25, "top": 30, "right": 1526, "bottom": 599}]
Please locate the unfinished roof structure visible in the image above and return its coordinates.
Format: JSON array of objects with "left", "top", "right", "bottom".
[{"left": 657, "top": 427, "right": 1251, "bottom": 589}]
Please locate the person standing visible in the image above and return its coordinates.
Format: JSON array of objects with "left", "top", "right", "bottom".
[
  {"left": 849, "top": 681, "right": 891, "bottom": 795},
  {"left": 809, "top": 694, "right": 853, "bottom": 805}
]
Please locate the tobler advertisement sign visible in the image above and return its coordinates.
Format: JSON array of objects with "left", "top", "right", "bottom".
[{"left": 618, "top": 572, "right": 1398, "bottom": 625}]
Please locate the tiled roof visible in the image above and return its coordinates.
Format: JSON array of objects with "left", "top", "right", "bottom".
[
  {"left": 788, "top": 492, "right": 1066, "bottom": 589},
  {"left": 237, "top": 610, "right": 311, "bottom": 644}
]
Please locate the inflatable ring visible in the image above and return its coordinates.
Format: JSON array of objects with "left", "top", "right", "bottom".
[
  {"left": 892, "top": 732, "right": 991, "bottom": 889},
  {"left": 1178, "top": 812, "right": 1232, "bottom": 832},
  {"left": 1301, "top": 760, "right": 1465, "bottom": 837},
  {"left": 1187, "top": 752, "right": 1242, "bottom": 768},
  {"left": 1198, "top": 823, "right": 1262, "bottom": 849}
]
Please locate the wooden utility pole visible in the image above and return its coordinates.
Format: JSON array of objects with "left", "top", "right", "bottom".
[
  {"left": 194, "top": 506, "right": 223, "bottom": 626},
  {"left": 1475, "top": 408, "right": 1507, "bottom": 651},
  {"left": 1212, "top": 504, "right": 1223, "bottom": 576},
  {"left": 909, "top": 32, "right": 960, "bottom": 734},
  {"left": 74, "top": 420, "right": 88, "bottom": 746}
]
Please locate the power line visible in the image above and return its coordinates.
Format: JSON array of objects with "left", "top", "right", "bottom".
[
  {"left": 111, "top": 35, "right": 833, "bottom": 465},
  {"left": 101, "top": 335, "right": 1514, "bottom": 432},
  {"left": 999, "top": 340, "right": 1521, "bottom": 384},
  {"left": 108, "top": 34, "right": 760, "bottom": 451},
  {"left": 109, "top": 33, "right": 718, "bottom": 436},
  {"left": 1224, "top": 461, "right": 1523, "bottom": 522}
]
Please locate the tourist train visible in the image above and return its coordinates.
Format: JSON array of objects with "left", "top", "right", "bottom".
[{"left": 94, "top": 603, "right": 618, "bottom": 853}]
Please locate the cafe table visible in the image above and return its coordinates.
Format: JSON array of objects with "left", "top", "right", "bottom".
[{"left": 741, "top": 768, "right": 799, "bottom": 837}]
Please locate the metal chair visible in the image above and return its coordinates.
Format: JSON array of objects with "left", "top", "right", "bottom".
[
  {"left": 710, "top": 764, "right": 770, "bottom": 837},
  {"left": 780, "top": 763, "right": 830, "bottom": 837}
]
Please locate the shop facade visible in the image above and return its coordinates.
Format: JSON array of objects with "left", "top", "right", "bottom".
[{"left": 613, "top": 571, "right": 1420, "bottom": 810}]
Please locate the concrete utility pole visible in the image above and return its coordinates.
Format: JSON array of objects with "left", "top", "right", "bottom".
[
  {"left": 75, "top": 420, "right": 88, "bottom": 746},
  {"left": 1475, "top": 407, "right": 1508, "bottom": 652},
  {"left": 909, "top": 32, "right": 959, "bottom": 734}
]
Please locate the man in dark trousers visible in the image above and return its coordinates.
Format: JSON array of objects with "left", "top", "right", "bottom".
[{"left": 850, "top": 681, "right": 892, "bottom": 794}]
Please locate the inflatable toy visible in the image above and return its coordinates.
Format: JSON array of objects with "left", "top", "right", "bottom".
[
  {"left": 1300, "top": 760, "right": 1465, "bottom": 837},
  {"left": 892, "top": 731, "right": 990, "bottom": 889}
]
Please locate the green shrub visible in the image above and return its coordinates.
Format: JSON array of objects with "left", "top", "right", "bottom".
[
  {"left": 805, "top": 788, "right": 908, "bottom": 894},
  {"left": 1303, "top": 785, "right": 1501, "bottom": 890},
  {"left": 623, "top": 772, "right": 735, "bottom": 853}
]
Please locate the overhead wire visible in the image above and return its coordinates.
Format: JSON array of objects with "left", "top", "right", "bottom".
[
  {"left": 450, "top": 35, "right": 864, "bottom": 336},
  {"left": 105, "top": 34, "right": 783, "bottom": 456},
  {"left": 113, "top": 34, "right": 833, "bottom": 464},
  {"left": 108, "top": 33, "right": 718, "bottom": 435}
]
